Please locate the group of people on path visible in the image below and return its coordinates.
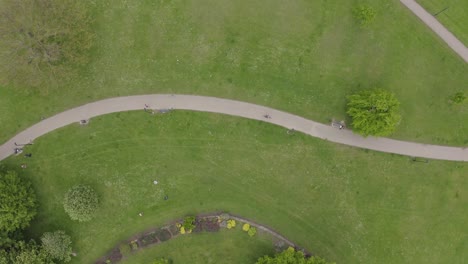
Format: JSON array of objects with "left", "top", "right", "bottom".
[{"left": 13, "top": 141, "right": 33, "bottom": 169}]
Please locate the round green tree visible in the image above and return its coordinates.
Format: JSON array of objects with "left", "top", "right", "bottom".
[
  {"left": 0, "top": 171, "right": 37, "bottom": 234},
  {"left": 347, "top": 89, "right": 401, "bottom": 137},
  {"left": 41, "top": 230, "right": 72, "bottom": 262},
  {"left": 63, "top": 185, "right": 99, "bottom": 222}
]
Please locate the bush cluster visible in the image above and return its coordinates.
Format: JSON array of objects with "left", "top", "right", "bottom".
[{"left": 63, "top": 185, "right": 99, "bottom": 222}]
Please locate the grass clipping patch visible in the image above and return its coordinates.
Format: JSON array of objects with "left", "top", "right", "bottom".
[{"left": 0, "top": 0, "right": 94, "bottom": 88}]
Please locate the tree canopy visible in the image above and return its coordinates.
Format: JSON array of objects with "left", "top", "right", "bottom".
[
  {"left": 0, "top": 0, "right": 94, "bottom": 87},
  {"left": 0, "top": 171, "right": 37, "bottom": 240},
  {"left": 41, "top": 231, "right": 72, "bottom": 262},
  {"left": 347, "top": 89, "right": 401, "bottom": 136},
  {"left": 256, "top": 247, "right": 333, "bottom": 264},
  {"left": 63, "top": 185, "right": 99, "bottom": 222},
  {"left": 0, "top": 240, "right": 53, "bottom": 264}
]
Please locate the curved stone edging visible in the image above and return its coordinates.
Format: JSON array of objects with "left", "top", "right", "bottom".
[
  {"left": 0, "top": 94, "right": 467, "bottom": 162},
  {"left": 96, "top": 213, "right": 309, "bottom": 264}
]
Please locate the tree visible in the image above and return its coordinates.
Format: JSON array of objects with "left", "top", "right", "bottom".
[
  {"left": 0, "top": 0, "right": 94, "bottom": 88},
  {"left": 0, "top": 171, "right": 37, "bottom": 239},
  {"left": 63, "top": 185, "right": 99, "bottom": 222},
  {"left": 347, "top": 89, "right": 401, "bottom": 136},
  {"left": 353, "top": 5, "right": 376, "bottom": 26},
  {"left": 1, "top": 240, "right": 53, "bottom": 264},
  {"left": 41, "top": 231, "right": 72, "bottom": 262},
  {"left": 256, "top": 247, "right": 334, "bottom": 264}
]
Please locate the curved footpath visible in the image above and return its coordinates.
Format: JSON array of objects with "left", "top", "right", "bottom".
[
  {"left": 400, "top": 0, "right": 468, "bottom": 63},
  {"left": 0, "top": 94, "right": 467, "bottom": 162}
]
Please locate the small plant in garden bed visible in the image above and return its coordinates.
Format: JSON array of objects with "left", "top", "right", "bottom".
[
  {"left": 119, "top": 243, "right": 131, "bottom": 256},
  {"left": 242, "top": 223, "right": 257, "bottom": 237},
  {"left": 248, "top": 227, "right": 257, "bottom": 237},
  {"left": 130, "top": 240, "right": 139, "bottom": 251},
  {"left": 179, "top": 216, "right": 195, "bottom": 234},
  {"left": 227, "top": 219, "right": 236, "bottom": 229},
  {"left": 218, "top": 213, "right": 230, "bottom": 222},
  {"left": 183, "top": 216, "right": 196, "bottom": 230}
]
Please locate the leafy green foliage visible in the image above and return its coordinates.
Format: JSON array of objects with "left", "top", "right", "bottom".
[
  {"left": 242, "top": 223, "right": 251, "bottom": 232},
  {"left": 41, "top": 230, "right": 72, "bottom": 262},
  {"left": 256, "top": 247, "right": 334, "bottom": 264},
  {"left": 227, "top": 219, "right": 236, "bottom": 229},
  {"left": 0, "top": 171, "right": 37, "bottom": 238},
  {"left": 450, "top": 92, "right": 466, "bottom": 104},
  {"left": 347, "top": 89, "right": 401, "bottom": 136},
  {"left": 0, "top": 0, "right": 94, "bottom": 87},
  {"left": 247, "top": 227, "right": 257, "bottom": 237},
  {"left": 119, "top": 243, "right": 131, "bottom": 256},
  {"left": 0, "top": 240, "right": 52, "bottom": 264},
  {"left": 153, "top": 258, "right": 170, "bottom": 264},
  {"left": 130, "top": 240, "right": 138, "bottom": 251},
  {"left": 353, "top": 5, "right": 376, "bottom": 26},
  {"left": 182, "top": 216, "right": 196, "bottom": 232},
  {"left": 63, "top": 185, "right": 99, "bottom": 222}
]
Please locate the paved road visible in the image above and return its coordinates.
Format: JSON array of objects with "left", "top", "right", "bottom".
[
  {"left": 400, "top": 0, "right": 468, "bottom": 63},
  {"left": 0, "top": 94, "right": 467, "bottom": 162}
]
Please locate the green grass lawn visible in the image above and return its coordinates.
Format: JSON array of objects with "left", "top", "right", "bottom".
[
  {"left": 0, "top": 0, "right": 467, "bottom": 146},
  {"left": 418, "top": 0, "right": 468, "bottom": 45},
  {"left": 2, "top": 111, "right": 467, "bottom": 264},
  {"left": 121, "top": 230, "right": 275, "bottom": 264}
]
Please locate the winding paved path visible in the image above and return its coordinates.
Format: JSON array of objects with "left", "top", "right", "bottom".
[
  {"left": 0, "top": 94, "right": 467, "bottom": 162},
  {"left": 400, "top": 0, "right": 468, "bottom": 63}
]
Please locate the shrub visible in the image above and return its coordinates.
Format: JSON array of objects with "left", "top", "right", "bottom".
[
  {"left": 353, "top": 5, "right": 376, "bottom": 26},
  {"left": 3, "top": 240, "right": 52, "bottom": 264},
  {"left": 153, "top": 258, "right": 170, "bottom": 264},
  {"left": 227, "top": 219, "right": 236, "bottom": 229},
  {"left": 118, "top": 244, "right": 131, "bottom": 256},
  {"left": 248, "top": 227, "right": 257, "bottom": 237},
  {"left": 179, "top": 227, "right": 186, "bottom": 234},
  {"left": 41, "top": 230, "right": 72, "bottom": 262},
  {"left": 242, "top": 223, "right": 250, "bottom": 232},
  {"left": 0, "top": 171, "right": 37, "bottom": 236},
  {"left": 256, "top": 247, "right": 334, "bottom": 264},
  {"left": 451, "top": 92, "right": 466, "bottom": 104},
  {"left": 182, "top": 216, "right": 195, "bottom": 232},
  {"left": 130, "top": 241, "right": 138, "bottom": 251},
  {"left": 63, "top": 185, "right": 99, "bottom": 222}
]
